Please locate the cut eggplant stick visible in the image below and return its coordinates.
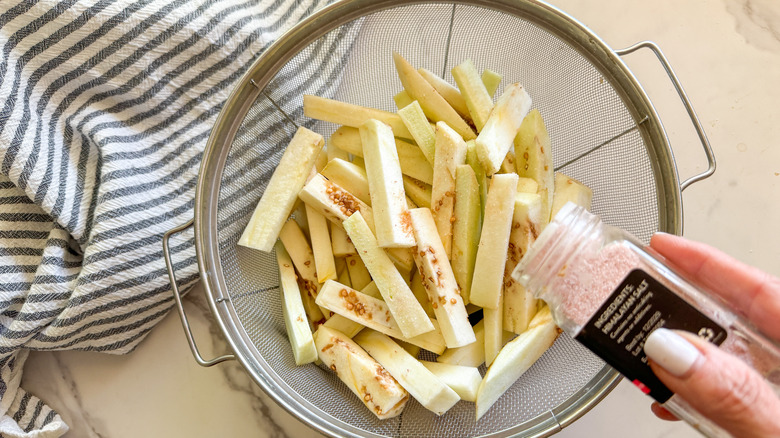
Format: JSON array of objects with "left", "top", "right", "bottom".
[
  {"left": 342, "top": 212, "right": 433, "bottom": 338},
  {"left": 469, "top": 174, "right": 519, "bottom": 309},
  {"left": 299, "top": 173, "right": 372, "bottom": 225},
  {"left": 322, "top": 314, "right": 364, "bottom": 338},
  {"left": 335, "top": 256, "right": 351, "bottom": 286},
  {"left": 360, "top": 281, "right": 382, "bottom": 299},
  {"left": 398, "top": 100, "right": 436, "bottom": 165},
  {"left": 420, "top": 361, "right": 482, "bottom": 402},
  {"left": 465, "top": 140, "right": 488, "bottom": 219},
  {"left": 430, "top": 122, "right": 467, "bottom": 259},
  {"left": 436, "top": 320, "right": 485, "bottom": 367},
  {"left": 330, "top": 125, "right": 363, "bottom": 155},
  {"left": 295, "top": 274, "right": 325, "bottom": 325},
  {"left": 452, "top": 59, "right": 493, "bottom": 132},
  {"left": 292, "top": 199, "right": 310, "bottom": 239},
  {"left": 305, "top": 204, "right": 337, "bottom": 283},
  {"left": 517, "top": 177, "right": 538, "bottom": 194},
  {"left": 320, "top": 280, "right": 384, "bottom": 338},
  {"left": 392, "top": 52, "right": 476, "bottom": 141},
  {"left": 481, "top": 69, "right": 502, "bottom": 99},
  {"left": 499, "top": 149, "right": 516, "bottom": 174},
  {"left": 417, "top": 68, "right": 471, "bottom": 122},
  {"left": 344, "top": 254, "right": 372, "bottom": 291},
  {"left": 321, "top": 158, "right": 372, "bottom": 205},
  {"left": 402, "top": 176, "right": 432, "bottom": 209},
  {"left": 475, "top": 306, "right": 561, "bottom": 420},
  {"left": 503, "top": 193, "right": 543, "bottom": 334},
  {"left": 314, "top": 146, "right": 328, "bottom": 173},
  {"left": 514, "top": 108, "right": 554, "bottom": 227},
  {"left": 386, "top": 247, "right": 415, "bottom": 274},
  {"left": 395, "top": 139, "right": 433, "bottom": 185},
  {"left": 395, "top": 339, "right": 422, "bottom": 358},
  {"left": 451, "top": 164, "right": 482, "bottom": 305},
  {"left": 409, "top": 208, "right": 476, "bottom": 348},
  {"left": 239, "top": 127, "right": 324, "bottom": 252},
  {"left": 315, "top": 326, "right": 409, "bottom": 420},
  {"left": 354, "top": 329, "right": 460, "bottom": 415},
  {"left": 278, "top": 220, "right": 330, "bottom": 320},
  {"left": 483, "top": 295, "right": 503, "bottom": 366},
  {"left": 316, "top": 280, "right": 446, "bottom": 354},
  {"left": 327, "top": 140, "right": 351, "bottom": 163},
  {"left": 410, "top": 269, "right": 436, "bottom": 318},
  {"left": 331, "top": 222, "right": 357, "bottom": 257},
  {"left": 275, "top": 242, "right": 318, "bottom": 365},
  {"left": 393, "top": 89, "right": 414, "bottom": 110},
  {"left": 303, "top": 94, "right": 412, "bottom": 139},
  {"left": 436, "top": 321, "right": 515, "bottom": 368},
  {"left": 360, "top": 119, "right": 415, "bottom": 248},
  {"left": 476, "top": 83, "right": 532, "bottom": 175},
  {"left": 405, "top": 195, "right": 418, "bottom": 210},
  {"left": 549, "top": 172, "right": 593, "bottom": 219}
]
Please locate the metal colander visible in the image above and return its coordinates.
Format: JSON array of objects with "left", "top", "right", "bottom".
[{"left": 163, "top": 1, "right": 715, "bottom": 437}]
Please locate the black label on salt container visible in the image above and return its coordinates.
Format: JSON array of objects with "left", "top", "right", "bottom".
[{"left": 575, "top": 269, "right": 727, "bottom": 403}]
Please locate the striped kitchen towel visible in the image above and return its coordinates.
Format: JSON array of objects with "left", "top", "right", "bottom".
[{"left": 0, "top": 0, "right": 355, "bottom": 436}]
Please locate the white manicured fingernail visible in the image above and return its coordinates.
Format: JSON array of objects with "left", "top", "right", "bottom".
[{"left": 644, "top": 328, "right": 701, "bottom": 377}]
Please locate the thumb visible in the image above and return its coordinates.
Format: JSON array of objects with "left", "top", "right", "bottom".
[{"left": 644, "top": 328, "right": 780, "bottom": 438}]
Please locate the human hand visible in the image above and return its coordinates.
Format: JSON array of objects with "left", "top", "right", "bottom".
[{"left": 643, "top": 232, "right": 780, "bottom": 438}]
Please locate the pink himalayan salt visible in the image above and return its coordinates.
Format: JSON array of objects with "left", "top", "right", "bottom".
[{"left": 546, "top": 242, "right": 640, "bottom": 330}]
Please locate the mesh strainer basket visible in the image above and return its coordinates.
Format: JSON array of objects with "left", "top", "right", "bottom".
[{"left": 163, "top": 1, "right": 716, "bottom": 436}]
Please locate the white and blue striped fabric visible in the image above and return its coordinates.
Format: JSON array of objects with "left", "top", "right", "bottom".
[{"left": 0, "top": 0, "right": 335, "bottom": 435}]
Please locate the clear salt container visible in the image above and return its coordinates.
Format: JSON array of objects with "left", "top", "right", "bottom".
[{"left": 513, "top": 202, "right": 780, "bottom": 438}]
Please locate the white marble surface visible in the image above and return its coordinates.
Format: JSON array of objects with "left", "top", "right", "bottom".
[{"left": 20, "top": 0, "right": 780, "bottom": 437}]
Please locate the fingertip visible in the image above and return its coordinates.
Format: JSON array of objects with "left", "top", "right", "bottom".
[
  {"left": 651, "top": 402, "right": 680, "bottom": 422},
  {"left": 649, "top": 231, "right": 682, "bottom": 251}
]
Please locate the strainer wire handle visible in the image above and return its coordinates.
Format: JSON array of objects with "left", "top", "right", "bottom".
[
  {"left": 616, "top": 41, "right": 716, "bottom": 191},
  {"left": 163, "top": 219, "right": 236, "bottom": 367}
]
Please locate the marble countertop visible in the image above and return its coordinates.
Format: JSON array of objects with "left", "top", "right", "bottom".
[{"left": 21, "top": 0, "right": 780, "bottom": 437}]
